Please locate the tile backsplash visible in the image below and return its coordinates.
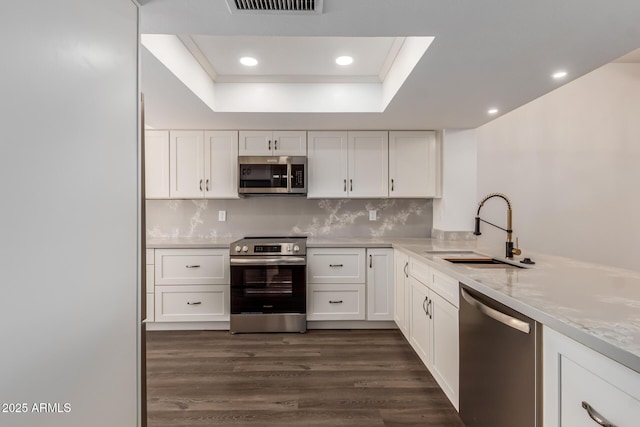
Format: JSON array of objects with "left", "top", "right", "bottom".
[{"left": 146, "top": 198, "right": 432, "bottom": 239}]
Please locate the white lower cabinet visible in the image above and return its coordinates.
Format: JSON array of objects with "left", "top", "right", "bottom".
[
  {"left": 307, "top": 284, "right": 365, "bottom": 320},
  {"left": 306, "top": 247, "right": 393, "bottom": 322},
  {"left": 430, "top": 290, "right": 459, "bottom": 409},
  {"left": 409, "top": 276, "right": 432, "bottom": 366},
  {"left": 400, "top": 251, "right": 460, "bottom": 410},
  {"left": 145, "top": 248, "right": 155, "bottom": 322},
  {"left": 366, "top": 248, "right": 394, "bottom": 321},
  {"left": 155, "top": 285, "right": 229, "bottom": 322},
  {"left": 153, "top": 248, "right": 230, "bottom": 323},
  {"left": 543, "top": 326, "right": 640, "bottom": 427},
  {"left": 394, "top": 250, "right": 410, "bottom": 339}
]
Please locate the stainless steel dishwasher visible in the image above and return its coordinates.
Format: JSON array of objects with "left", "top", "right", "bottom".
[{"left": 459, "top": 283, "right": 541, "bottom": 427}]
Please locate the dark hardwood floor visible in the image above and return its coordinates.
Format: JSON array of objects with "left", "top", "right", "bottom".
[{"left": 146, "top": 329, "right": 464, "bottom": 426}]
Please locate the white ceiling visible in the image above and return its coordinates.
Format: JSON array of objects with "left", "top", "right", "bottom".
[
  {"left": 190, "top": 35, "right": 402, "bottom": 82},
  {"left": 140, "top": 0, "right": 640, "bottom": 130}
]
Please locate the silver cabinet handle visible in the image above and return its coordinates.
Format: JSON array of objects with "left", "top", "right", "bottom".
[
  {"left": 329, "top": 300, "right": 343, "bottom": 304},
  {"left": 187, "top": 301, "right": 201, "bottom": 305},
  {"left": 404, "top": 261, "right": 408, "bottom": 278},
  {"left": 369, "top": 254, "right": 372, "bottom": 268},
  {"left": 205, "top": 179, "right": 209, "bottom": 191},
  {"left": 199, "top": 179, "right": 203, "bottom": 191},
  {"left": 391, "top": 178, "right": 394, "bottom": 191},
  {"left": 581, "top": 401, "right": 616, "bottom": 427},
  {"left": 350, "top": 179, "right": 353, "bottom": 191},
  {"left": 329, "top": 264, "right": 344, "bottom": 267},
  {"left": 185, "top": 265, "right": 201, "bottom": 268},
  {"left": 461, "top": 288, "right": 530, "bottom": 334}
]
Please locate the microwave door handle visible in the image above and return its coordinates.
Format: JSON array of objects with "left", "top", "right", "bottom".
[{"left": 287, "top": 159, "right": 292, "bottom": 193}]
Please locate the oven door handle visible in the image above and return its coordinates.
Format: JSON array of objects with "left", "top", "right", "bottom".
[{"left": 230, "top": 257, "right": 306, "bottom": 266}]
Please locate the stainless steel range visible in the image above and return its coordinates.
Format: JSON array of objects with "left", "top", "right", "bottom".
[{"left": 229, "top": 236, "right": 307, "bottom": 333}]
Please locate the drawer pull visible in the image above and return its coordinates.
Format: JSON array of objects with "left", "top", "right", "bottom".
[
  {"left": 187, "top": 301, "right": 202, "bottom": 305},
  {"left": 329, "top": 264, "right": 344, "bottom": 268},
  {"left": 581, "top": 401, "right": 616, "bottom": 427},
  {"left": 329, "top": 300, "right": 343, "bottom": 304},
  {"left": 185, "top": 265, "right": 201, "bottom": 268}
]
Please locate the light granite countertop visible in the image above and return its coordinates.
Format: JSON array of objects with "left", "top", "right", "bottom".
[{"left": 145, "top": 236, "right": 640, "bottom": 372}]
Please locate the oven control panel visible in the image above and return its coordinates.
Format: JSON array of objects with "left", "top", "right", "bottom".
[{"left": 231, "top": 238, "right": 306, "bottom": 256}]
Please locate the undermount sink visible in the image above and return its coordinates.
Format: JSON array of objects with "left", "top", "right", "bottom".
[{"left": 443, "top": 256, "right": 526, "bottom": 269}]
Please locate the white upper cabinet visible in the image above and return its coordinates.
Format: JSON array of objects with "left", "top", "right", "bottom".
[
  {"left": 239, "top": 130, "right": 306, "bottom": 156},
  {"left": 307, "top": 131, "right": 349, "bottom": 198},
  {"left": 169, "top": 130, "right": 239, "bottom": 199},
  {"left": 389, "top": 131, "right": 441, "bottom": 198},
  {"left": 348, "top": 131, "right": 389, "bottom": 198},
  {"left": 145, "top": 130, "right": 170, "bottom": 199},
  {"left": 204, "top": 131, "right": 238, "bottom": 199},
  {"left": 170, "top": 131, "right": 205, "bottom": 199},
  {"left": 307, "top": 131, "right": 388, "bottom": 198}
]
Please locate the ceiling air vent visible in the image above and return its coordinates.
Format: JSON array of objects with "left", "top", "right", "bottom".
[{"left": 226, "top": 0, "right": 323, "bottom": 14}]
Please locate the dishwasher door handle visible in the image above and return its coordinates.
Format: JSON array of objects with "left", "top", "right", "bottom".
[{"left": 461, "top": 288, "right": 531, "bottom": 334}]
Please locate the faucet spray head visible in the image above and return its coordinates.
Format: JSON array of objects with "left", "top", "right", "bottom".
[{"left": 474, "top": 216, "right": 482, "bottom": 235}]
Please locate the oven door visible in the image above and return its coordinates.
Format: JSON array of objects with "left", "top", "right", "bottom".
[{"left": 230, "top": 257, "right": 306, "bottom": 314}]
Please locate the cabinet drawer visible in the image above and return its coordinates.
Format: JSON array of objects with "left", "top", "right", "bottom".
[
  {"left": 155, "top": 285, "right": 229, "bottom": 322},
  {"left": 307, "top": 284, "right": 365, "bottom": 320},
  {"left": 409, "top": 256, "right": 431, "bottom": 285},
  {"left": 155, "top": 249, "right": 229, "bottom": 285},
  {"left": 544, "top": 326, "right": 640, "bottom": 427},
  {"left": 307, "top": 248, "right": 365, "bottom": 284},
  {"left": 560, "top": 356, "right": 640, "bottom": 426},
  {"left": 431, "top": 269, "right": 459, "bottom": 308}
]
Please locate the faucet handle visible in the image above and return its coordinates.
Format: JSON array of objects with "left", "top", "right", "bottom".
[{"left": 512, "top": 237, "right": 522, "bottom": 256}]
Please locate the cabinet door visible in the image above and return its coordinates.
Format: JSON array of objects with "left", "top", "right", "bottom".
[
  {"left": 144, "top": 130, "right": 170, "bottom": 199},
  {"left": 272, "top": 130, "right": 306, "bottom": 156},
  {"left": 389, "top": 131, "right": 440, "bottom": 198},
  {"left": 394, "top": 251, "right": 410, "bottom": 338},
  {"left": 348, "top": 131, "right": 389, "bottom": 197},
  {"left": 307, "top": 131, "right": 349, "bottom": 198},
  {"left": 238, "top": 131, "right": 272, "bottom": 155},
  {"left": 367, "top": 248, "right": 394, "bottom": 321},
  {"left": 204, "top": 130, "right": 238, "bottom": 199},
  {"left": 169, "top": 131, "right": 205, "bottom": 198},
  {"left": 431, "top": 291, "right": 459, "bottom": 410},
  {"left": 409, "top": 276, "right": 431, "bottom": 367}
]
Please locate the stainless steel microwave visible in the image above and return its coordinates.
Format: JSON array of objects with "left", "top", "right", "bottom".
[{"left": 238, "top": 156, "right": 307, "bottom": 195}]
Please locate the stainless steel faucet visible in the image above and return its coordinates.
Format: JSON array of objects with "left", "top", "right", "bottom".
[{"left": 473, "top": 193, "right": 522, "bottom": 259}]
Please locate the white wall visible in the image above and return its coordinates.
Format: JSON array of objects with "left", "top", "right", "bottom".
[
  {"left": 476, "top": 63, "right": 640, "bottom": 271},
  {"left": 0, "top": 1, "right": 139, "bottom": 426},
  {"left": 433, "top": 129, "right": 477, "bottom": 232}
]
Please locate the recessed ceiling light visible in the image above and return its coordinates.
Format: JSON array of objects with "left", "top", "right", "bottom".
[
  {"left": 552, "top": 70, "right": 568, "bottom": 79},
  {"left": 488, "top": 108, "right": 499, "bottom": 115},
  {"left": 240, "top": 57, "right": 258, "bottom": 66},
  {"left": 335, "top": 56, "right": 354, "bottom": 66}
]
